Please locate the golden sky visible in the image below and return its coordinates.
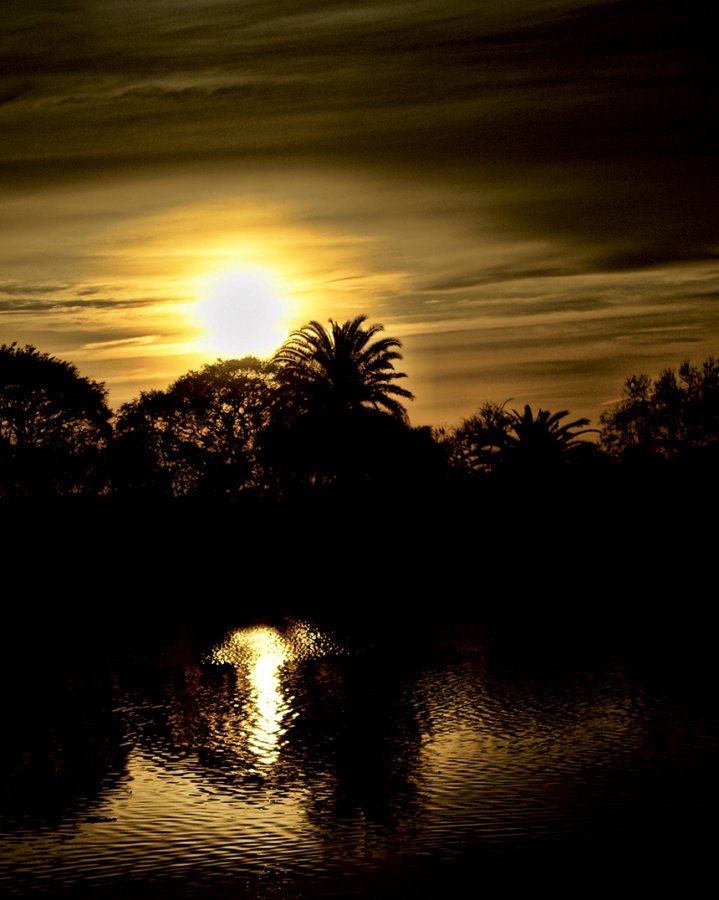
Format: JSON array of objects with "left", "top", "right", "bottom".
[{"left": 1, "top": 0, "right": 716, "bottom": 426}]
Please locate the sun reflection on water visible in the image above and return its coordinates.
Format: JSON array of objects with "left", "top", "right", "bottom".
[
  {"left": 212, "top": 626, "right": 291, "bottom": 766},
  {"left": 210, "top": 622, "right": 338, "bottom": 768},
  {"left": 247, "top": 629, "right": 290, "bottom": 766}
]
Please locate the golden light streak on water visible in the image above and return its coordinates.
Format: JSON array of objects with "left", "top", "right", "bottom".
[
  {"left": 211, "top": 625, "right": 294, "bottom": 767},
  {"left": 209, "top": 621, "right": 342, "bottom": 767},
  {"left": 244, "top": 629, "right": 289, "bottom": 766}
]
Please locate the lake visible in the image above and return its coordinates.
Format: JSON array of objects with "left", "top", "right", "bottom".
[{"left": 1, "top": 617, "right": 716, "bottom": 897}]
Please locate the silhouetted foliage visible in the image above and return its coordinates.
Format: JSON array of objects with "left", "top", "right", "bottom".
[
  {"left": 599, "top": 357, "right": 719, "bottom": 463},
  {"left": 264, "top": 406, "right": 443, "bottom": 496},
  {"left": 0, "top": 343, "right": 111, "bottom": 497},
  {"left": 111, "top": 358, "right": 277, "bottom": 497},
  {"left": 502, "top": 405, "right": 599, "bottom": 471},
  {"left": 15, "top": 331, "right": 718, "bottom": 506},
  {"left": 438, "top": 401, "right": 599, "bottom": 476},
  {"left": 274, "top": 316, "right": 414, "bottom": 421},
  {"left": 436, "top": 401, "right": 512, "bottom": 476}
]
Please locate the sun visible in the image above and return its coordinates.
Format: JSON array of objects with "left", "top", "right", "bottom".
[{"left": 193, "top": 267, "right": 290, "bottom": 359}]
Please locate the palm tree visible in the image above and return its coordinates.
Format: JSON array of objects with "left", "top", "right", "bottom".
[
  {"left": 503, "top": 404, "right": 598, "bottom": 468},
  {"left": 273, "top": 316, "right": 414, "bottom": 421}
]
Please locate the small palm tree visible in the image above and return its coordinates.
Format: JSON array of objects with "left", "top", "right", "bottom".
[
  {"left": 273, "top": 315, "right": 414, "bottom": 421},
  {"left": 503, "top": 404, "right": 598, "bottom": 468}
]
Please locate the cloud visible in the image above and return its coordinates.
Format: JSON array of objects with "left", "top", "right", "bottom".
[
  {"left": 4, "top": 0, "right": 711, "bottom": 274},
  {"left": 0, "top": 282, "right": 68, "bottom": 297},
  {"left": 80, "top": 335, "right": 160, "bottom": 350},
  {"left": 0, "top": 280, "right": 164, "bottom": 313}
]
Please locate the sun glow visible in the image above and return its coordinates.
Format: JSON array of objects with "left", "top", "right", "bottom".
[
  {"left": 191, "top": 266, "right": 292, "bottom": 359},
  {"left": 60, "top": 183, "right": 400, "bottom": 399}
]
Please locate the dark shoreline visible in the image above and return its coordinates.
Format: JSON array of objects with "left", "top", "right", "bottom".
[{"left": 3, "top": 466, "right": 714, "bottom": 673}]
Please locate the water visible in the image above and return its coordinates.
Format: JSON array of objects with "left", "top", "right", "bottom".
[{"left": 1, "top": 619, "right": 716, "bottom": 897}]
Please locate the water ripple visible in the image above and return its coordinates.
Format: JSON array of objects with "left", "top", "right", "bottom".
[{"left": 1, "top": 622, "right": 716, "bottom": 897}]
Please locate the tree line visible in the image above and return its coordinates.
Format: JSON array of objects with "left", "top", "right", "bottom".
[{"left": 1, "top": 317, "right": 717, "bottom": 500}]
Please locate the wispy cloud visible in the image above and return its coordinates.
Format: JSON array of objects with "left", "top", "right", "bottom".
[{"left": 80, "top": 335, "right": 161, "bottom": 350}]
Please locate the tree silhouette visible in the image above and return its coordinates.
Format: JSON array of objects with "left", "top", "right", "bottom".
[
  {"left": 0, "top": 343, "right": 111, "bottom": 497},
  {"left": 502, "top": 405, "right": 598, "bottom": 470},
  {"left": 273, "top": 316, "right": 414, "bottom": 421},
  {"left": 436, "top": 401, "right": 512, "bottom": 476},
  {"left": 267, "top": 317, "right": 415, "bottom": 491},
  {"left": 438, "top": 401, "right": 598, "bottom": 476},
  {"left": 112, "top": 357, "right": 277, "bottom": 497},
  {"left": 600, "top": 357, "right": 719, "bottom": 463}
]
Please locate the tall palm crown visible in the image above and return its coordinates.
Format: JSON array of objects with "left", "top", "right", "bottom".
[{"left": 274, "top": 316, "right": 414, "bottom": 420}]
